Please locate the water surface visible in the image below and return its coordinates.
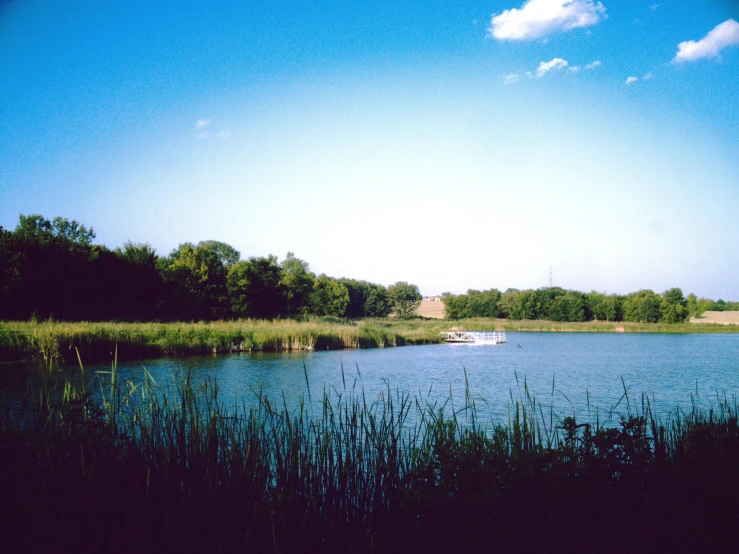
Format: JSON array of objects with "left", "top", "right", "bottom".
[{"left": 4, "top": 332, "right": 738, "bottom": 425}]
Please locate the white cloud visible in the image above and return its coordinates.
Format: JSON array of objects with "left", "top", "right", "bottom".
[
  {"left": 536, "top": 57, "right": 568, "bottom": 77},
  {"left": 194, "top": 119, "right": 211, "bottom": 129},
  {"left": 568, "top": 65, "right": 581, "bottom": 73},
  {"left": 673, "top": 19, "right": 739, "bottom": 62},
  {"left": 503, "top": 73, "right": 520, "bottom": 85},
  {"left": 626, "top": 76, "right": 638, "bottom": 85},
  {"left": 649, "top": 4, "right": 659, "bottom": 11},
  {"left": 489, "top": 0, "right": 607, "bottom": 41},
  {"left": 584, "top": 60, "right": 601, "bottom": 70},
  {"left": 642, "top": 72, "right": 654, "bottom": 80},
  {"left": 218, "top": 130, "right": 231, "bottom": 140}
]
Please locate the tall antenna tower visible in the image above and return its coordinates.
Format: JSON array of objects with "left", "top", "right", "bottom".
[{"left": 549, "top": 266, "right": 552, "bottom": 288}]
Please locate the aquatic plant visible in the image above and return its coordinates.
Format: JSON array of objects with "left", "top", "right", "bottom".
[{"left": 1, "top": 364, "right": 739, "bottom": 552}]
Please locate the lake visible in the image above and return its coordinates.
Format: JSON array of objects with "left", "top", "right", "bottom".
[{"left": 3, "top": 332, "right": 739, "bottom": 426}]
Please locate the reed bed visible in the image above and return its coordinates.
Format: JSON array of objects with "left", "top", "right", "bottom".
[
  {"left": 1, "top": 317, "right": 735, "bottom": 364},
  {"left": 0, "top": 318, "right": 450, "bottom": 363},
  {"left": 1, "top": 364, "right": 739, "bottom": 552}
]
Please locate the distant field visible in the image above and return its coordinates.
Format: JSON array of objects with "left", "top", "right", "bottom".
[
  {"left": 691, "top": 311, "right": 739, "bottom": 325},
  {"left": 416, "top": 300, "right": 445, "bottom": 319}
]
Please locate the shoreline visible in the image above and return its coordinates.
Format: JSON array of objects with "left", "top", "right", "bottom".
[{"left": 1, "top": 317, "right": 736, "bottom": 364}]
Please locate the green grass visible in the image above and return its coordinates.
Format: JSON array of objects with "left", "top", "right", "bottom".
[
  {"left": 0, "top": 317, "right": 451, "bottom": 363},
  {"left": 1, "top": 365, "right": 739, "bottom": 552},
  {"left": 492, "top": 318, "right": 739, "bottom": 333},
  {"left": 1, "top": 316, "right": 736, "bottom": 364}
]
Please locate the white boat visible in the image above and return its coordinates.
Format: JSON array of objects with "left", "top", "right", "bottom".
[{"left": 439, "top": 331, "right": 506, "bottom": 345}]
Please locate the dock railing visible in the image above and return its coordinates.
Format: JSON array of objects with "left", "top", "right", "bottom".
[{"left": 439, "top": 331, "right": 506, "bottom": 344}]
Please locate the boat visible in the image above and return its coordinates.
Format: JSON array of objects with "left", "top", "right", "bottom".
[{"left": 439, "top": 331, "right": 506, "bottom": 345}]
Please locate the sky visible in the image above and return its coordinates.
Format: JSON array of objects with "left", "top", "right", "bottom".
[{"left": 1, "top": 0, "right": 738, "bottom": 299}]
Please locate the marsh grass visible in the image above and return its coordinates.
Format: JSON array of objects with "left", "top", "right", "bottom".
[
  {"left": 0, "top": 317, "right": 450, "bottom": 363},
  {"left": 2, "top": 361, "right": 739, "bottom": 553},
  {"left": 1, "top": 317, "right": 735, "bottom": 364}
]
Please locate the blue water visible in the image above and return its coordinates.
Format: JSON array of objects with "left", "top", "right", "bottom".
[{"left": 5, "top": 332, "right": 739, "bottom": 425}]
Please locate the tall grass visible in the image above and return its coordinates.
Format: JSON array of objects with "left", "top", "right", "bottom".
[
  {"left": 0, "top": 317, "right": 450, "bottom": 363},
  {"left": 1, "top": 364, "right": 739, "bottom": 552},
  {"left": 1, "top": 317, "right": 735, "bottom": 364}
]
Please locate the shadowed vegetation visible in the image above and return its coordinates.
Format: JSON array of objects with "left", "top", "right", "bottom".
[
  {"left": 1, "top": 366, "right": 739, "bottom": 552},
  {"left": 2, "top": 214, "right": 736, "bottom": 327}
]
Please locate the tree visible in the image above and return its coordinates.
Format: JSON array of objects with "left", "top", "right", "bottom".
[
  {"left": 0, "top": 227, "right": 20, "bottom": 318},
  {"left": 227, "top": 256, "right": 286, "bottom": 319},
  {"left": 387, "top": 281, "right": 422, "bottom": 319},
  {"left": 338, "top": 279, "right": 391, "bottom": 318},
  {"left": 442, "top": 293, "right": 468, "bottom": 320},
  {"left": 309, "top": 275, "right": 349, "bottom": 317},
  {"left": 197, "top": 240, "right": 240, "bottom": 269},
  {"left": 111, "top": 242, "right": 163, "bottom": 320},
  {"left": 50, "top": 216, "right": 96, "bottom": 246},
  {"left": 442, "top": 289, "right": 503, "bottom": 319},
  {"left": 687, "top": 294, "right": 713, "bottom": 318},
  {"left": 602, "top": 294, "right": 622, "bottom": 322},
  {"left": 158, "top": 242, "right": 233, "bottom": 320},
  {"left": 3, "top": 214, "right": 100, "bottom": 320},
  {"left": 549, "top": 293, "right": 584, "bottom": 322},
  {"left": 659, "top": 288, "right": 687, "bottom": 324},
  {"left": 363, "top": 283, "right": 391, "bottom": 317},
  {"left": 14, "top": 214, "right": 95, "bottom": 247},
  {"left": 623, "top": 290, "right": 661, "bottom": 323},
  {"left": 280, "top": 253, "right": 315, "bottom": 316},
  {"left": 466, "top": 289, "right": 503, "bottom": 318}
]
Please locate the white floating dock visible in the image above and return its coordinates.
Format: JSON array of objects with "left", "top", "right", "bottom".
[{"left": 440, "top": 331, "right": 506, "bottom": 345}]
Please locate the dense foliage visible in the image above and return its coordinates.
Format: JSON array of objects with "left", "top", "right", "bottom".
[
  {"left": 0, "top": 214, "right": 412, "bottom": 321},
  {"left": 443, "top": 286, "right": 729, "bottom": 323},
  {"left": 1, "top": 214, "right": 735, "bottom": 324}
]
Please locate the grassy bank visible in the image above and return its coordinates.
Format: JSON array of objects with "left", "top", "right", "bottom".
[
  {"left": 1, "top": 317, "right": 736, "bottom": 364},
  {"left": 1, "top": 369, "right": 738, "bottom": 552},
  {"left": 491, "top": 318, "right": 739, "bottom": 333},
  {"left": 0, "top": 318, "right": 451, "bottom": 363}
]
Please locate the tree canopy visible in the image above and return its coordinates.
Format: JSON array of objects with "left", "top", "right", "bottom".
[{"left": 0, "top": 213, "right": 732, "bottom": 324}]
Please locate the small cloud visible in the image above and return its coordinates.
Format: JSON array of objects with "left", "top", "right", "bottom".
[
  {"left": 473, "top": 19, "right": 478, "bottom": 26},
  {"left": 673, "top": 19, "right": 739, "bottom": 62},
  {"left": 489, "top": 0, "right": 607, "bottom": 41},
  {"left": 525, "top": 71, "right": 534, "bottom": 79},
  {"left": 503, "top": 73, "right": 520, "bottom": 85},
  {"left": 643, "top": 72, "right": 654, "bottom": 80},
  {"left": 569, "top": 66, "right": 581, "bottom": 74},
  {"left": 195, "top": 119, "right": 211, "bottom": 130},
  {"left": 649, "top": 4, "right": 659, "bottom": 11},
  {"left": 626, "top": 76, "right": 638, "bottom": 85},
  {"left": 218, "top": 129, "right": 231, "bottom": 140},
  {"left": 584, "top": 60, "right": 602, "bottom": 70},
  {"left": 536, "top": 57, "right": 568, "bottom": 77}
]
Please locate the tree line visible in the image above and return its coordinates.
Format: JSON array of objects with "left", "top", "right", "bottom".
[
  {"left": 442, "top": 287, "right": 737, "bottom": 323},
  {"left": 0, "top": 214, "right": 422, "bottom": 321}
]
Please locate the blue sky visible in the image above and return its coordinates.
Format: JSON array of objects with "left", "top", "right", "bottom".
[{"left": 1, "top": 0, "right": 738, "bottom": 299}]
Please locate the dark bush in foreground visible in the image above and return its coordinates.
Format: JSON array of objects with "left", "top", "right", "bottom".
[{"left": 1, "top": 371, "right": 738, "bottom": 553}]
